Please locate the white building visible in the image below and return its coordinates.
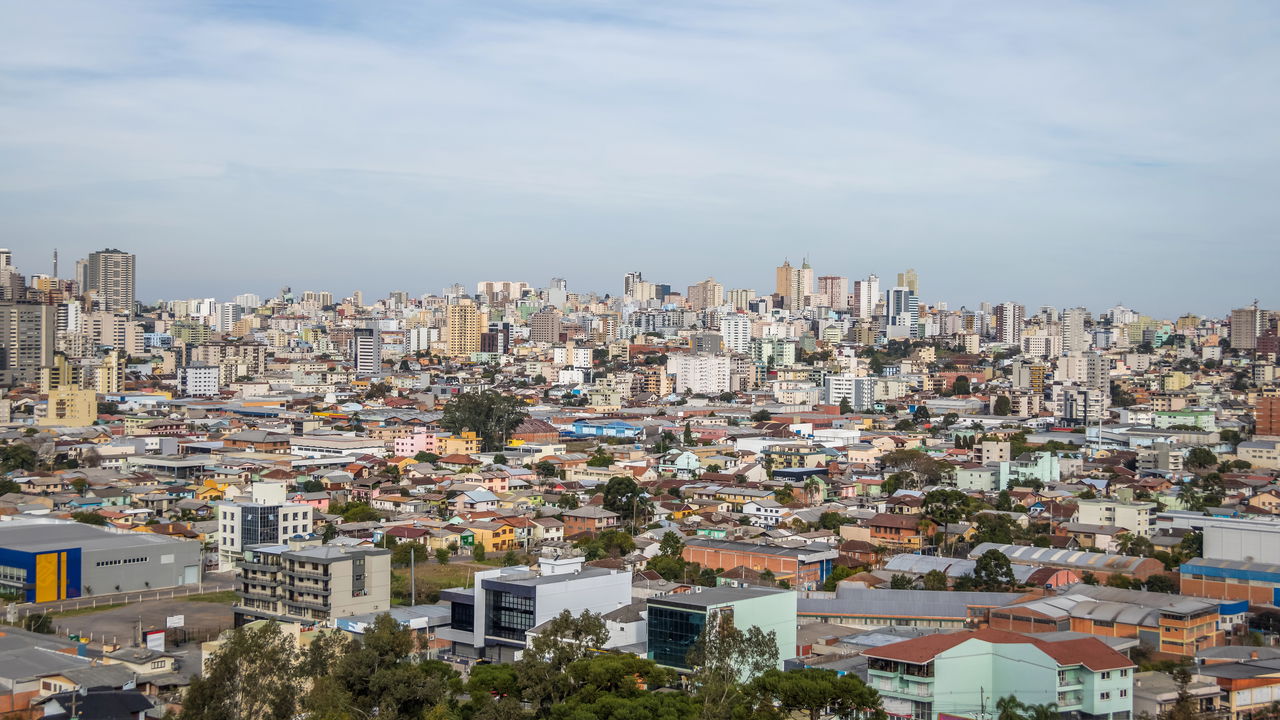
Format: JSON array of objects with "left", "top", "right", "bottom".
[
  {"left": 824, "top": 373, "right": 875, "bottom": 410},
  {"left": 721, "top": 314, "right": 753, "bottom": 354},
  {"left": 668, "top": 353, "right": 730, "bottom": 395},
  {"left": 216, "top": 497, "right": 316, "bottom": 570},
  {"left": 1074, "top": 499, "right": 1157, "bottom": 538},
  {"left": 182, "top": 364, "right": 220, "bottom": 397}
]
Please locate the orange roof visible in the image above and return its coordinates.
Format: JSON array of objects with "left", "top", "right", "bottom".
[{"left": 863, "top": 628, "right": 1134, "bottom": 672}]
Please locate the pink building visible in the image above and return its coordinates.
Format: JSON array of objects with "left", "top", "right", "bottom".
[{"left": 394, "top": 429, "right": 438, "bottom": 457}]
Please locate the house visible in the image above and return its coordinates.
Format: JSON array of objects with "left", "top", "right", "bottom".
[
  {"left": 743, "top": 499, "right": 786, "bottom": 528},
  {"left": 867, "top": 513, "right": 928, "bottom": 550},
  {"left": 562, "top": 506, "right": 622, "bottom": 538}
]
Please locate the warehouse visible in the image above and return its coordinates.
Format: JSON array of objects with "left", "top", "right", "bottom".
[{"left": 0, "top": 518, "right": 201, "bottom": 602}]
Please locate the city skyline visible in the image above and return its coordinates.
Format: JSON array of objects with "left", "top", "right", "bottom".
[{"left": 2, "top": 2, "right": 1278, "bottom": 314}]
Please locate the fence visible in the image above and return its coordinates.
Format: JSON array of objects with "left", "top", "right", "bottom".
[{"left": 7, "top": 582, "right": 232, "bottom": 622}]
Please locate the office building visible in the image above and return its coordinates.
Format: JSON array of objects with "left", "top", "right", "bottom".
[
  {"left": 0, "top": 517, "right": 201, "bottom": 602},
  {"left": 350, "top": 327, "right": 381, "bottom": 375},
  {"left": 233, "top": 540, "right": 391, "bottom": 627},
  {"left": 0, "top": 300, "right": 54, "bottom": 387},
  {"left": 81, "top": 249, "right": 135, "bottom": 314},
  {"left": 886, "top": 286, "right": 919, "bottom": 339},
  {"left": 40, "top": 386, "right": 96, "bottom": 427},
  {"left": 647, "top": 585, "right": 796, "bottom": 674},
  {"left": 864, "top": 628, "right": 1135, "bottom": 720},
  {"left": 216, "top": 491, "right": 316, "bottom": 570},
  {"left": 775, "top": 260, "right": 812, "bottom": 309},
  {"left": 447, "top": 301, "right": 482, "bottom": 355},
  {"left": 440, "top": 557, "right": 631, "bottom": 662}
]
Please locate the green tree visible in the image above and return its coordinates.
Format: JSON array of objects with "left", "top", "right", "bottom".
[
  {"left": 838, "top": 397, "right": 854, "bottom": 415},
  {"left": 435, "top": 547, "right": 450, "bottom": 565},
  {"left": 390, "top": 541, "right": 426, "bottom": 567},
  {"left": 890, "top": 574, "right": 915, "bottom": 589},
  {"left": 602, "top": 475, "right": 648, "bottom": 521},
  {"left": 22, "top": 612, "right": 53, "bottom": 634},
  {"left": 71, "top": 511, "right": 107, "bottom": 526},
  {"left": 586, "top": 447, "right": 612, "bottom": 467},
  {"left": 0, "top": 444, "right": 38, "bottom": 473},
  {"left": 659, "top": 531, "right": 685, "bottom": 557},
  {"left": 993, "top": 395, "right": 1012, "bottom": 416},
  {"left": 501, "top": 550, "right": 519, "bottom": 566},
  {"left": 472, "top": 544, "right": 486, "bottom": 562},
  {"left": 1186, "top": 447, "right": 1217, "bottom": 469},
  {"left": 996, "top": 695, "right": 1026, "bottom": 720},
  {"left": 748, "top": 668, "right": 886, "bottom": 720},
  {"left": 182, "top": 622, "right": 300, "bottom": 720},
  {"left": 518, "top": 609, "right": 610, "bottom": 713},
  {"left": 689, "top": 613, "right": 780, "bottom": 720},
  {"left": 823, "top": 565, "right": 858, "bottom": 591},
  {"left": 973, "top": 548, "right": 1016, "bottom": 591},
  {"left": 414, "top": 451, "right": 439, "bottom": 464},
  {"left": 438, "top": 390, "right": 529, "bottom": 452},
  {"left": 922, "top": 569, "right": 949, "bottom": 591},
  {"left": 750, "top": 409, "right": 772, "bottom": 422},
  {"left": 952, "top": 376, "right": 971, "bottom": 395}
]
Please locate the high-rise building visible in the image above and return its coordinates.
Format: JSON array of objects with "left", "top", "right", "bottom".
[
  {"left": 350, "top": 327, "right": 381, "bottom": 375},
  {"left": 775, "top": 260, "right": 810, "bottom": 309},
  {"left": 995, "top": 302, "right": 1025, "bottom": 345},
  {"left": 0, "top": 249, "right": 11, "bottom": 269},
  {"left": 1255, "top": 397, "right": 1280, "bottom": 440},
  {"left": 816, "top": 276, "right": 849, "bottom": 310},
  {"left": 529, "top": 309, "right": 563, "bottom": 344},
  {"left": 1062, "top": 307, "right": 1089, "bottom": 354},
  {"left": 885, "top": 287, "right": 919, "bottom": 338},
  {"left": 1231, "top": 303, "right": 1266, "bottom": 351},
  {"left": 623, "top": 271, "right": 644, "bottom": 298},
  {"left": 725, "top": 288, "right": 755, "bottom": 311},
  {"left": 852, "top": 275, "right": 880, "bottom": 319},
  {"left": 896, "top": 268, "right": 919, "bottom": 295},
  {"left": 233, "top": 293, "right": 262, "bottom": 310},
  {"left": 686, "top": 278, "right": 725, "bottom": 311},
  {"left": 0, "top": 301, "right": 55, "bottom": 387},
  {"left": 721, "top": 314, "right": 753, "bottom": 354},
  {"left": 447, "top": 301, "right": 482, "bottom": 356},
  {"left": 81, "top": 249, "right": 135, "bottom": 314}
]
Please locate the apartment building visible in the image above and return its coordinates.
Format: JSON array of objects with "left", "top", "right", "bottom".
[
  {"left": 863, "top": 628, "right": 1135, "bottom": 720},
  {"left": 667, "top": 352, "right": 730, "bottom": 395},
  {"left": 216, "top": 497, "right": 315, "bottom": 570},
  {"left": 1074, "top": 499, "right": 1157, "bottom": 537},
  {"left": 233, "top": 540, "right": 391, "bottom": 627}
]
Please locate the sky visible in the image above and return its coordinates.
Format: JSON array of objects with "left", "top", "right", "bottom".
[{"left": 1, "top": 1, "right": 1278, "bottom": 318}]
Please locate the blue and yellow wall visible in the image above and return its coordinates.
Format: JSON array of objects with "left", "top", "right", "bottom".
[{"left": 0, "top": 547, "right": 81, "bottom": 602}]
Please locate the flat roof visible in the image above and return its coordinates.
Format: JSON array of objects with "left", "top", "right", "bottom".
[
  {"left": 0, "top": 518, "right": 195, "bottom": 553},
  {"left": 647, "top": 585, "right": 792, "bottom": 609}
]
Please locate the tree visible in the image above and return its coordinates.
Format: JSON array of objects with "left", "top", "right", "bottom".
[
  {"left": 534, "top": 460, "right": 558, "bottom": 479},
  {"left": 71, "top": 511, "right": 107, "bottom": 526},
  {"left": 22, "top": 612, "right": 53, "bottom": 634},
  {"left": 748, "top": 668, "right": 886, "bottom": 720},
  {"left": 472, "top": 544, "right": 486, "bottom": 562},
  {"left": 602, "top": 475, "right": 647, "bottom": 521},
  {"left": 586, "top": 446, "right": 613, "bottom": 468},
  {"left": 519, "top": 609, "right": 609, "bottom": 712},
  {"left": 413, "top": 451, "right": 439, "bottom": 464},
  {"left": 817, "top": 511, "right": 844, "bottom": 532},
  {"left": 689, "top": 613, "right": 780, "bottom": 720},
  {"left": 435, "top": 548, "right": 450, "bottom": 565},
  {"left": 659, "top": 531, "right": 685, "bottom": 557},
  {"left": 890, "top": 574, "right": 915, "bottom": 589},
  {"left": 501, "top": 550, "right": 519, "bottom": 566},
  {"left": 952, "top": 376, "right": 971, "bottom": 395},
  {"left": 1143, "top": 574, "right": 1178, "bottom": 593},
  {"left": 823, "top": 565, "right": 858, "bottom": 591},
  {"left": 922, "top": 569, "right": 949, "bottom": 591},
  {"left": 70, "top": 477, "right": 89, "bottom": 495},
  {"left": 0, "top": 444, "right": 37, "bottom": 473},
  {"left": 993, "top": 395, "right": 1012, "bottom": 416},
  {"left": 492, "top": 453, "right": 508, "bottom": 466},
  {"left": 750, "top": 409, "right": 772, "bottom": 422},
  {"left": 996, "top": 696, "right": 1026, "bottom": 720},
  {"left": 390, "top": 541, "right": 426, "bottom": 567},
  {"left": 182, "top": 622, "right": 300, "bottom": 720},
  {"left": 1186, "top": 447, "right": 1217, "bottom": 469},
  {"left": 438, "top": 390, "right": 528, "bottom": 452},
  {"left": 838, "top": 397, "right": 854, "bottom": 415},
  {"left": 973, "top": 549, "right": 1015, "bottom": 591}
]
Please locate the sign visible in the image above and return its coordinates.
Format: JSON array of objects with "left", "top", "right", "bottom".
[
  {"left": 166, "top": 615, "right": 185, "bottom": 629},
  {"left": 145, "top": 630, "right": 165, "bottom": 652}
]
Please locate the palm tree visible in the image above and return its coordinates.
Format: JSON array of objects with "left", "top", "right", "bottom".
[
  {"left": 1024, "top": 702, "right": 1059, "bottom": 720},
  {"left": 996, "top": 695, "right": 1026, "bottom": 720},
  {"left": 803, "top": 478, "right": 822, "bottom": 504}
]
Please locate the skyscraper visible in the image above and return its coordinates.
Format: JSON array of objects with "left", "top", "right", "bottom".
[
  {"left": 1231, "top": 303, "right": 1265, "bottom": 351},
  {"left": 1062, "top": 307, "right": 1089, "bottom": 354},
  {"left": 529, "top": 308, "right": 563, "bottom": 344},
  {"left": 995, "top": 302, "right": 1026, "bottom": 345},
  {"left": 623, "top": 271, "right": 644, "bottom": 297},
  {"left": 885, "top": 286, "right": 919, "bottom": 338},
  {"left": 350, "top": 327, "right": 381, "bottom": 376},
  {"left": 82, "top": 249, "right": 136, "bottom": 314},
  {"left": 816, "top": 276, "right": 849, "bottom": 310},
  {"left": 721, "top": 314, "right": 752, "bottom": 354},
  {"left": 447, "top": 301, "right": 482, "bottom": 356},
  {"left": 0, "top": 300, "right": 55, "bottom": 387},
  {"left": 896, "top": 268, "right": 919, "bottom": 295},
  {"left": 686, "top": 278, "right": 725, "bottom": 311},
  {"left": 774, "top": 259, "right": 812, "bottom": 309},
  {"left": 852, "top": 275, "right": 880, "bottom": 320}
]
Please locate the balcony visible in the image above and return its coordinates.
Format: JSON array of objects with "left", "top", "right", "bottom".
[
  {"left": 286, "top": 596, "right": 331, "bottom": 611},
  {"left": 239, "top": 560, "right": 280, "bottom": 573},
  {"left": 236, "top": 588, "right": 280, "bottom": 601},
  {"left": 285, "top": 567, "right": 330, "bottom": 580}
]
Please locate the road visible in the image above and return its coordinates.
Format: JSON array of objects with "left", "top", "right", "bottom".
[{"left": 11, "top": 572, "right": 235, "bottom": 618}]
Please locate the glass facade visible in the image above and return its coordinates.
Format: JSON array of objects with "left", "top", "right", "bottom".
[
  {"left": 485, "top": 589, "right": 535, "bottom": 641},
  {"left": 648, "top": 604, "right": 706, "bottom": 670},
  {"left": 243, "top": 506, "right": 280, "bottom": 545},
  {"left": 451, "top": 601, "right": 474, "bottom": 632}
]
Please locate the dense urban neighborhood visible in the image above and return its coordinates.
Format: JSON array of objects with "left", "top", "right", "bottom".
[{"left": 0, "top": 248, "right": 1278, "bottom": 720}]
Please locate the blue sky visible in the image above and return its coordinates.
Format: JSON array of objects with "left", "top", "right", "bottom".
[{"left": 1, "top": 1, "right": 1277, "bottom": 317}]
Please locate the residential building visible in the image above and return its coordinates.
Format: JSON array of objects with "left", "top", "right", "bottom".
[
  {"left": 863, "top": 628, "right": 1135, "bottom": 720},
  {"left": 561, "top": 506, "right": 621, "bottom": 537},
  {"left": 1074, "top": 499, "right": 1157, "bottom": 538},
  {"left": 81, "top": 248, "right": 136, "bottom": 314},
  {"left": 350, "top": 327, "right": 381, "bottom": 375},
  {"left": 40, "top": 386, "right": 96, "bottom": 427},
  {"left": 447, "top": 301, "right": 482, "bottom": 355},
  {"left": 687, "top": 277, "right": 724, "bottom": 311},
  {"left": 721, "top": 313, "right": 752, "bottom": 354},
  {"left": 233, "top": 540, "right": 391, "bottom": 627},
  {"left": 529, "top": 309, "right": 562, "bottom": 344},
  {"left": 0, "top": 300, "right": 54, "bottom": 387},
  {"left": 995, "top": 302, "right": 1025, "bottom": 345},
  {"left": 648, "top": 585, "right": 796, "bottom": 674},
  {"left": 216, "top": 494, "right": 316, "bottom": 570},
  {"left": 816, "top": 275, "right": 849, "bottom": 310},
  {"left": 668, "top": 353, "right": 730, "bottom": 395},
  {"left": 181, "top": 363, "right": 220, "bottom": 397}
]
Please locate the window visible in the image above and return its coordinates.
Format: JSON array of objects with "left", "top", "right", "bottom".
[
  {"left": 1120, "top": 669, "right": 1129, "bottom": 677},
  {"left": 151, "top": 660, "right": 166, "bottom": 669},
  {"left": 1101, "top": 671, "right": 1111, "bottom": 680},
  {"left": 1120, "top": 690, "right": 1128, "bottom": 698},
  {"left": 1100, "top": 692, "right": 1111, "bottom": 701}
]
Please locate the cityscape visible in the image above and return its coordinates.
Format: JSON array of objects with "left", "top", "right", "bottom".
[{"left": 3, "top": 3, "right": 1280, "bottom": 720}]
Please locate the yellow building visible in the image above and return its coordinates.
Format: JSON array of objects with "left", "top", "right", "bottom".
[
  {"left": 40, "top": 386, "right": 97, "bottom": 427},
  {"left": 438, "top": 431, "right": 481, "bottom": 455},
  {"left": 446, "top": 302, "right": 482, "bottom": 356}
]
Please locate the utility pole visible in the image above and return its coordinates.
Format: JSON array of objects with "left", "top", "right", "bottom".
[{"left": 410, "top": 546, "right": 416, "bottom": 606}]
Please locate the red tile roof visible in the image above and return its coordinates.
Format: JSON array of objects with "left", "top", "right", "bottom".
[{"left": 863, "top": 628, "right": 1134, "bottom": 672}]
